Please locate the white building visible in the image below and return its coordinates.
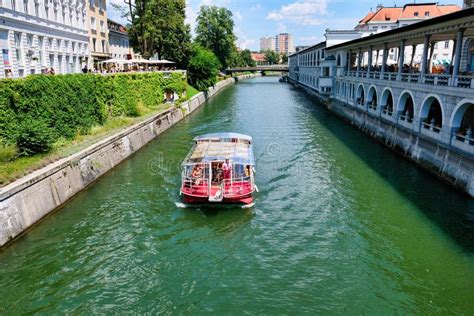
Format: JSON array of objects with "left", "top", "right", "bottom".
[
  {"left": 108, "top": 19, "right": 132, "bottom": 61},
  {"left": 260, "top": 36, "right": 276, "bottom": 52},
  {"left": 0, "top": 0, "right": 89, "bottom": 78}
]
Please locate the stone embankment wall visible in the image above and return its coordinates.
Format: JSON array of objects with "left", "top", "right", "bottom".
[
  {"left": 293, "top": 82, "right": 474, "bottom": 197},
  {"left": 0, "top": 74, "right": 259, "bottom": 248}
]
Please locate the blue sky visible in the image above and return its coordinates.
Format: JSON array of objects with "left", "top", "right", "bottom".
[{"left": 107, "top": 0, "right": 463, "bottom": 52}]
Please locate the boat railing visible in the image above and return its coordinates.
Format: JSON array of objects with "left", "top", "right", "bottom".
[
  {"left": 181, "top": 174, "right": 209, "bottom": 196},
  {"left": 222, "top": 176, "right": 253, "bottom": 196}
]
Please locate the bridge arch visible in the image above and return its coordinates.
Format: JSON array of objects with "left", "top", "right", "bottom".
[
  {"left": 420, "top": 94, "right": 444, "bottom": 132},
  {"left": 367, "top": 85, "right": 378, "bottom": 110},
  {"left": 450, "top": 99, "right": 474, "bottom": 136},
  {"left": 356, "top": 84, "right": 365, "bottom": 105},
  {"left": 397, "top": 90, "right": 415, "bottom": 121},
  {"left": 381, "top": 87, "right": 395, "bottom": 115}
]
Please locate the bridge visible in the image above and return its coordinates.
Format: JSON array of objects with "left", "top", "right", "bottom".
[{"left": 227, "top": 65, "right": 289, "bottom": 74}]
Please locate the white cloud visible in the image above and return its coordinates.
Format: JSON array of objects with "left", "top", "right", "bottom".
[
  {"left": 235, "top": 10, "right": 242, "bottom": 23},
  {"left": 250, "top": 4, "right": 262, "bottom": 11},
  {"left": 266, "top": 0, "right": 328, "bottom": 26}
]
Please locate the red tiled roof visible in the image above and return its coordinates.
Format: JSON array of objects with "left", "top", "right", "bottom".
[
  {"left": 399, "top": 4, "right": 460, "bottom": 19},
  {"left": 368, "top": 7, "right": 403, "bottom": 23},
  {"left": 251, "top": 53, "right": 265, "bottom": 62},
  {"left": 359, "top": 11, "right": 375, "bottom": 25}
]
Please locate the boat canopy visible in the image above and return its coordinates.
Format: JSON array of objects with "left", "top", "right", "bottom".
[
  {"left": 193, "top": 132, "right": 252, "bottom": 142},
  {"left": 184, "top": 133, "right": 255, "bottom": 165}
]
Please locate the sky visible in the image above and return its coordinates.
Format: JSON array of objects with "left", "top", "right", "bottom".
[{"left": 107, "top": 0, "right": 463, "bottom": 52}]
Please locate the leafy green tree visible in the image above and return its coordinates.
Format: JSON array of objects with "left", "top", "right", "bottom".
[
  {"left": 281, "top": 53, "right": 288, "bottom": 64},
  {"left": 263, "top": 50, "right": 280, "bottom": 65},
  {"left": 119, "top": 0, "right": 192, "bottom": 67},
  {"left": 240, "top": 49, "right": 255, "bottom": 67},
  {"left": 187, "top": 44, "right": 221, "bottom": 91},
  {"left": 195, "top": 5, "right": 237, "bottom": 69}
]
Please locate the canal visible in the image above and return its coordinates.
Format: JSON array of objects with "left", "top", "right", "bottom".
[{"left": 1, "top": 77, "right": 473, "bottom": 314}]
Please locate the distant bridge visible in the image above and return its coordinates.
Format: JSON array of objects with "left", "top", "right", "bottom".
[{"left": 227, "top": 65, "right": 289, "bottom": 73}]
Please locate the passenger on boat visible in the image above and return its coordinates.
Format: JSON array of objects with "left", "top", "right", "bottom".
[
  {"left": 245, "top": 165, "right": 251, "bottom": 177},
  {"left": 192, "top": 165, "right": 203, "bottom": 185},
  {"left": 222, "top": 159, "right": 232, "bottom": 180}
]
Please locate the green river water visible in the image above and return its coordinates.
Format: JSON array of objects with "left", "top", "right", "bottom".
[{"left": 1, "top": 77, "right": 473, "bottom": 314}]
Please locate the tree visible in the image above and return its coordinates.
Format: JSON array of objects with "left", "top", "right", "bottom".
[
  {"left": 281, "top": 53, "right": 288, "bottom": 64},
  {"left": 195, "top": 5, "right": 237, "bottom": 69},
  {"left": 263, "top": 50, "right": 280, "bottom": 65},
  {"left": 187, "top": 44, "right": 221, "bottom": 91},
  {"left": 118, "top": 0, "right": 192, "bottom": 67},
  {"left": 240, "top": 49, "right": 255, "bottom": 67}
]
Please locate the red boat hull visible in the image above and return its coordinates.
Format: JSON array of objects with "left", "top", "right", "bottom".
[{"left": 182, "top": 194, "right": 253, "bottom": 205}]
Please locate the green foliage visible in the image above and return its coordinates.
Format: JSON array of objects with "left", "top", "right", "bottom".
[
  {"left": 263, "top": 50, "right": 280, "bottom": 65},
  {"left": 16, "top": 117, "right": 56, "bottom": 156},
  {"left": 188, "top": 45, "right": 221, "bottom": 91},
  {"left": 195, "top": 5, "right": 237, "bottom": 69},
  {"left": 124, "top": 0, "right": 192, "bottom": 68},
  {"left": 0, "top": 72, "right": 186, "bottom": 155},
  {"left": 281, "top": 53, "right": 288, "bottom": 64},
  {"left": 240, "top": 49, "right": 256, "bottom": 67}
]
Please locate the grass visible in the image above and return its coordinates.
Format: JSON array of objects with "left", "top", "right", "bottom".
[
  {"left": 187, "top": 84, "right": 200, "bottom": 99},
  {"left": 0, "top": 102, "right": 173, "bottom": 187}
]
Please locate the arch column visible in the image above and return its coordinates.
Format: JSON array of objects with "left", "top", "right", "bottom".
[
  {"left": 420, "top": 34, "right": 431, "bottom": 75},
  {"left": 397, "top": 39, "right": 406, "bottom": 81},
  {"left": 367, "top": 46, "right": 373, "bottom": 78},
  {"left": 452, "top": 28, "right": 466, "bottom": 85},
  {"left": 381, "top": 43, "right": 388, "bottom": 77},
  {"left": 356, "top": 48, "right": 362, "bottom": 77}
]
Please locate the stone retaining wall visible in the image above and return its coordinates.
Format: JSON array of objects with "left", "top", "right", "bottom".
[
  {"left": 293, "top": 81, "right": 474, "bottom": 197},
  {"left": 0, "top": 74, "right": 259, "bottom": 248}
]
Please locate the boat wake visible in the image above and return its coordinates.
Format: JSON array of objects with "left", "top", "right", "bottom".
[{"left": 175, "top": 201, "right": 255, "bottom": 209}]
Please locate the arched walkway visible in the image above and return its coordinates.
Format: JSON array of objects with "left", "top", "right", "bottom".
[
  {"left": 451, "top": 101, "right": 474, "bottom": 143},
  {"left": 420, "top": 96, "right": 443, "bottom": 133},
  {"left": 381, "top": 89, "right": 394, "bottom": 116},
  {"left": 398, "top": 92, "right": 414, "bottom": 122},
  {"left": 356, "top": 84, "right": 365, "bottom": 106},
  {"left": 367, "top": 87, "right": 377, "bottom": 110}
]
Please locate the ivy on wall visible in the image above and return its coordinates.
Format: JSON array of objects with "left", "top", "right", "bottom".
[{"left": 0, "top": 72, "right": 187, "bottom": 155}]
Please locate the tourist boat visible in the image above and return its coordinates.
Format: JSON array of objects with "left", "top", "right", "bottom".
[{"left": 180, "top": 133, "right": 257, "bottom": 205}]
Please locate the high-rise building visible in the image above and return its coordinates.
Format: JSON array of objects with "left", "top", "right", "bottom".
[
  {"left": 260, "top": 36, "right": 276, "bottom": 52},
  {"left": 275, "top": 33, "right": 294, "bottom": 55},
  {"left": 0, "top": 0, "right": 89, "bottom": 78}
]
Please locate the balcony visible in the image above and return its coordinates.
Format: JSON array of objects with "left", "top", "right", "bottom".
[{"left": 345, "top": 70, "right": 474, "bottom": 89}]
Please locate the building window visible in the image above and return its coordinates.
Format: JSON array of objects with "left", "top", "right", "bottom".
[
  {"left": 35, "top": 2, "right": 39, "bottom": 16},
  {"left": 11, "top": 0, "right": 16, "bottom": 10},
  {"left": 414, "top": 12, "right": 419, "bottom": 17},
  {"left": 90, "top": 17, "right": 96, "bottom": 30},
  {"left": 425, "top": 11, "right": 430, "bottom": 17},
  {"left": 101, "top": 40, "right": 106, "bottom": 53},
  {"left": 444, "top": 41, "right": 449, "bottom": 49},
  {"left": 23, "top": 0, "right": 27, "bottom": 13},
  {"left": 100, "top": 20, "right": 104, "bottom": 32},
  {"left": 38, "top": 36, "right": 45, "bottom": 65},
  {"left": 92, "top": 38, "right": 96, "bottom": 51},
  {"left": 89, "top": 0, "right": 94, "bottom": 7},
  {"left": 14, "top": 32, "right": 23, "bottom": 66},
  {"left": 54, "top": 8, "right": 58, "bottom": 21},
  {"left": 44, "top": 2, "right": 49, "bottom": 19}
]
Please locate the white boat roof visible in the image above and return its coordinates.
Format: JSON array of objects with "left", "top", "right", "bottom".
[
  {"left": 193, "top": 132, "right": 252, "bottom": 142},
  {"left": 184, "top": 133, "right": 255, "bottom": 165}
]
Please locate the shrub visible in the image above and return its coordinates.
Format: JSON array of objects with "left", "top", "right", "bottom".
[
  {"left": 16, "top": 117, "right": 56, "bottom": 156},
  {"left": 0, "top": 72, "right": 187, "bottom": 153}
]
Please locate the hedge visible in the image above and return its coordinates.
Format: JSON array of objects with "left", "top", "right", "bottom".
[{"left": 0, "top": 72, "right": 186, "bottom": 155}]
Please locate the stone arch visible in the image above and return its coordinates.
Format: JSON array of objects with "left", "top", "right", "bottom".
[
  {"left": 397, "top": 90, "right": 415, "bottom": 121},
  {"left": 356, "top": 84, "right": 365, "bottom": 105},
  {"left": 463, "top": 38, "right": 474, "bottom": 71},
  {"left": 367, "top": 85, "right": 378, "bottom": 110},
  {"left": 420, "top": 94, "right": 444, "bottom": 132},
  {"left": 381, "top": 87, "right": 395, "bottom": 115},
  {"left": 450, "top": 99, "right": 474, "bottom": 139}
]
